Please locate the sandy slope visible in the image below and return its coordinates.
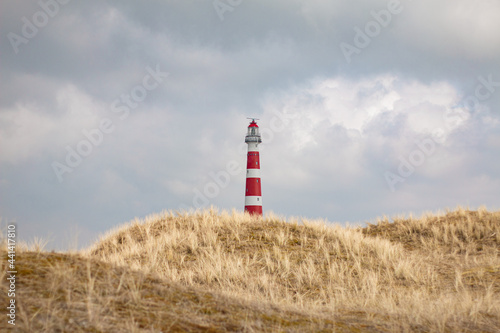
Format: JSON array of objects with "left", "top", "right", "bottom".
[{"left": 1, "top": 207, "right": 499, "bottom": 332}]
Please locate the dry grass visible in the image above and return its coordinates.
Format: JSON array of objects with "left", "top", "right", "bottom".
[{"left": 1, "top": 207, "right": 499, "bottom": 332}]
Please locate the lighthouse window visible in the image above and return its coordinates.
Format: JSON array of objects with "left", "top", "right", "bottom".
[
  {"left": 257, "top": 198, "right": 259, "bottom": 201},
  {"left": 257, "top": 179, "right": 259, "bottom": 183}
]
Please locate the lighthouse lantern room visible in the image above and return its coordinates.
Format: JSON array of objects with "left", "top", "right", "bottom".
[{"left": 244, "top": 118, "right": 263, "bottom": 216}]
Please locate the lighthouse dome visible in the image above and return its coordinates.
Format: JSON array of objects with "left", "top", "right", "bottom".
[{"left": 245, "top": 119, "right": 262, "bottom": 143}]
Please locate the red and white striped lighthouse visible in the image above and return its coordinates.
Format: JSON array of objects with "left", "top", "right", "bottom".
[{"left": 244, "top": 118, "right": 262, "bottom": 216}]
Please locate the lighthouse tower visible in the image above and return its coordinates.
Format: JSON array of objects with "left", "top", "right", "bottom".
[{"left": 244, "top": 118, "right": 262, "bottom": 216}]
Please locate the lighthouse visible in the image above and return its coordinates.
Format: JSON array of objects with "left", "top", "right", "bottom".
[{"left": 244, "top": 118, "right": 263, "bottom": 216}]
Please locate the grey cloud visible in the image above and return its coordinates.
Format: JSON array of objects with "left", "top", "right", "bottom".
[{"left": 1, "top": 0, "right": 499, "bottom": 249}]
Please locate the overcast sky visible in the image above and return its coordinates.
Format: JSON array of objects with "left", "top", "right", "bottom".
[{"left": 1, "top": 0, "right": 499, "bottom": 250}]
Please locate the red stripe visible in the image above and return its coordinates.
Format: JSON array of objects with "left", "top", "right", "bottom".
[
  {"left": 245, "top": 178, "right": 262, "bottom": 196},
  {"left": 246, "top": 152, "right": 260, "bottom": 169},
  {"left": 245, "top": 206, "right": 262, "bottom": 215}
]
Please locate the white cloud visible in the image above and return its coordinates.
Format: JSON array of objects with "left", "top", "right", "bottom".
[
  {"left": 264, "top": 75, "right": 464, "bottom": 141},
  {"left": 0, "top": 103, "right": 56, "bottom": 164},
  {"left": 261, "top": 74, "right": 499, "bottom": 201},
  {"left": 0, "top": 84, "right": 106, "bottom": 164}
]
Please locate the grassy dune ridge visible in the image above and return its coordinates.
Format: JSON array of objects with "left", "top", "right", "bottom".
[{"left": 1, "top": 207, "right": 499, "bottom": 332}]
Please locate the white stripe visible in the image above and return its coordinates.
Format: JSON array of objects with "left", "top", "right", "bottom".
[
  {"left": 245, "top": 196, "right": 262, "bottom": 206},
  {"left": 247, "top": 143, "right": 260, "bottom": 152},
  {"left": 246, "top": 169, "right": 260, "bottom": 178}
]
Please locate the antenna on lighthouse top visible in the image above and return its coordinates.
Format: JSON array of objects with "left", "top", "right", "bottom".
[{"left": 247, "top": 117, "right": 260, "bottom": 127}]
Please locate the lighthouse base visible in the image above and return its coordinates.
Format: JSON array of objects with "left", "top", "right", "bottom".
[{"left": 245, "top": 206, "right": 263, "bottom": 216}]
